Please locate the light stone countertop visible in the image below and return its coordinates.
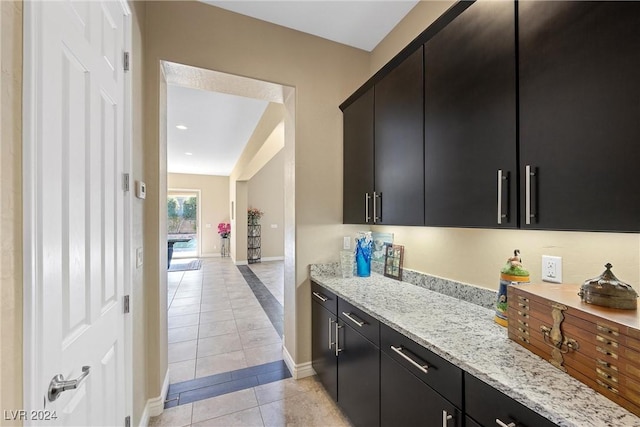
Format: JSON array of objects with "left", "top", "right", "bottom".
[{"left": 310, "top": 266, "right": 640, "bottom": 427}]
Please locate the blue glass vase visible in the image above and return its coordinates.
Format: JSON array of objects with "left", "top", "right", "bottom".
[{"left": 355, "top": 232, "right": 372, "bottom": 277}]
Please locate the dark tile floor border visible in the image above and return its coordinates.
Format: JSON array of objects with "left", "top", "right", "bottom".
[
  {"left": 237, "top": 264, "right": 284, "bottom": 337},
  {"left": 165, "top": 360, "right": 291, "bottom": 408}
]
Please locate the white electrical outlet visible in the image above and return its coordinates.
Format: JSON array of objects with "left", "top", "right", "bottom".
[
  {"left": 542, "top": 255, "right": 562, "bottom": 283},
  {"left": 343, "top": 236, "right": 351, "bottom": 250}
]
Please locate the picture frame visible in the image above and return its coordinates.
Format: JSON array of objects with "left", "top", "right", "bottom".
[{"left": 383, "top": 244, "right": 404, "bottom": 281}]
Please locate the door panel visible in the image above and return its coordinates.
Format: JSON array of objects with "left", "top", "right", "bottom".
[
  {"left": 519, "top": 1, "right": 640, "bottom": 231},
  {"left": 374, "top": 48, "right": 424, "bottom": 226},
  {"left": 337, "top": 322, "right": 380, "bottom": 427},
  {"left": 26, "top": 1, "right": 128, "bottom": 424},
  {"left": 424, "top": 0, "right": 517, "bottom": 228},
  {"left": 343, "top": 88, "right": 374, "bottom": 224}
]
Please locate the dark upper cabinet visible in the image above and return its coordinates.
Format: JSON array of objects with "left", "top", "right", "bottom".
[
  {"left": 343, "top": 88, "right": 374, "bottom": 225},
  {"left": 519, "top": 1, "right": 640, "bottom": 232},
  {"left": 374, "top": 48, "right": 425, "bottom": 226},
  {"left": 424, "top": 0, "right": 517, "bottom": 228}
]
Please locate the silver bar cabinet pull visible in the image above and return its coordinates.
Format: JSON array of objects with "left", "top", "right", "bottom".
[
  {"left": 48, "top": 365, "right": 91, "bottom": 402},
  {"left": 373, "top": 192, "right": 381, "bottom": 223},
  {"left": 312, "top": 291, "right": 328, "bottom": 302},
  {"left": 442, "top": 410, "right": 453, "bottom": 427},
  {"left": 328, "top": 318, "right": 334, "bottom": 350},
  {"left": 342, "top": 312, "right": 365, "bottom": 327},
  {"left": 498, "top": 169, "right": 509, "bottom": 225},
  {"left": 525, "top": 165, "right": 535, "bottom": 225},
  {"left": 335, "top": 323, "right": 343, "bottom": 356},
  {"left": 391, "top": 345, "right": 429, "bottom": 373},
  {"left": 497, "top": 169, "right": 503, "bottom": 224},
  {"left": 495, "top": 419, "right": 516, "bottom": 427},
  {"left": 365, "top": 193, "right": 371, "bottom": 223}
]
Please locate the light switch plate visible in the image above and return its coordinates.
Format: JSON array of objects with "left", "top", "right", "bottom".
[
  {"left": 343, "top": 237, "right": 351, "bottom": 250},
  {"left": 542, "top": 255, "right": 562, "bottom": 283}
]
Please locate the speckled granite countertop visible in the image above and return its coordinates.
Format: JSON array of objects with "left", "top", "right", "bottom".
[{"left": 310, "top": 266, "right": 640, "bottom": 427}]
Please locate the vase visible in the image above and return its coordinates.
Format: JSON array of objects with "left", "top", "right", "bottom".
[
  {"left": 340, "top": 250, "right": 354, "bottom": 278},
  {"left": 355, "top": 232, "right": 372, "bottom": 277},
  {"left": 249, "top": 217, "right": 259, "bottom": 225}
]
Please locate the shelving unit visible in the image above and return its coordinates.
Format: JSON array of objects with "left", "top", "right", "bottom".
[{"left": 247, "top": 224, "right": 261, "bottom": 264}]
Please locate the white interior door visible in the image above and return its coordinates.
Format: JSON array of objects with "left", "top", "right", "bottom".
[{"left": 24, "top": 1, "right": 129, "bottom": 425}]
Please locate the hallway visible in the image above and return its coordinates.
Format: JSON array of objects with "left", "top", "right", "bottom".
[{"left": 150, "top": 259, "right": 350, "bottom": 426}]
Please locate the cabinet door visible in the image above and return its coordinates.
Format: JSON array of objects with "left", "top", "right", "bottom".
[
  {"left": 519, "top": 1, "right": 640, "bottom": 232},
  {"left": 381, "top": 353, "right": 461, "bottom": 427},
  {"left": 343, "top": 88, "right": 374, "bottom": 225},
  {"left": 374, "top": 48, "right": 424, "bottom": 226},
  {"left": 311, "top": 301, "right": 338, "bottom": 401},
  {"left": 465, "top": 372, "right": 557, "bottom": 427},
  {"left": 337, "top": 321, "right": 380, "bottom": 427},
  {"left": 424, "top": 0, "right": 517, "bottom": 228}
]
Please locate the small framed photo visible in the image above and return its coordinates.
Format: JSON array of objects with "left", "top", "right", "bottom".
[{"left": 384, "top": 244, "right": 404, "bottom": 281}]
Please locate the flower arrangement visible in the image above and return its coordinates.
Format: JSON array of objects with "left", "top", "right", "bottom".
[
  {"left": 247, "top": 207, "right": 264, "bottom": 224},
  {"left": 217, "top": 222, "right": 231, "bottom": 238}
]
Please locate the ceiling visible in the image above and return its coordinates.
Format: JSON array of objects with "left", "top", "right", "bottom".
[
  {"left": 168, "top": 1, "right": 419, "bottom": 177},
  {"left": 202, "top": 0, "right": 420, "bottom": 51}
]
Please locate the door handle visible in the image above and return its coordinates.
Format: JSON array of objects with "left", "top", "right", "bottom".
[{"left": 48, "top": 366, "right": 91, "bottom": 402}]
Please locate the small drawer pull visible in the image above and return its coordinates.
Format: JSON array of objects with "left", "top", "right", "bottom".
[
  {"left": 596, "top": 379, "right": 619, "bottom": 394},
  {"left": 596, "top": 346, "right": 618, "bottom": 359},
  {"left": 312, "top": 292, "right": 328, "bottom": 302},
  {"left": 391, "top": 345, "right": 429, "bottom": 374},
  {"left": 342, "top": 312, "right": 365, "bottom": 327},
  {"left": 596, "top": 334, "right": 619, "bottom": 348}
]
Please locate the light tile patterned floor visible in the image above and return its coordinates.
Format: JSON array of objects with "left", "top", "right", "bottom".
[{"left": 151, "top": 258, "right": 350, "bottom": 427}]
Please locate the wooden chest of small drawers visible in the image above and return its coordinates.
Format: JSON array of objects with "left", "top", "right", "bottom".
[{"left": 508, "top": 283, "right": 640, "bottom": 417}]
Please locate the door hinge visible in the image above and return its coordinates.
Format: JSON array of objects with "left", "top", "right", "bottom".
[
  {"left": 125, "top": 415, "right": 131, "bottom": 427},
  {"left": 123, "top": 51, "right": 130, "bottom": 72},
  {"left": 123, "top": 173, "right": 130, "bottom": 192},
  {"left": 124, "top": 295, "right": 130, "bottom": 314}
]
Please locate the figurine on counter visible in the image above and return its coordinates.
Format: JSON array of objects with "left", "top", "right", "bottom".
[{"left": 495, "top": 249, "right": 531, "bottom": 327}]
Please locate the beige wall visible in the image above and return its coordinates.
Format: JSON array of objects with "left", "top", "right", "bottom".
[
  {"left": 230, "top": 103, "right": 285, "bottom": 263},
  {"left": 368, "top": 1, "right": 640, "bottom": 291},
  {"left": 143, "top": 0, "right": 370, "bottom": 383},
  {"left": 0, "top": 0, "right": 23, "bottom": 420},
  {"left": 168, "top": 173, "right": 230, "bottom": 257},
  {"left": 248, "top": 150, "right": 285, "bottom": 259}
]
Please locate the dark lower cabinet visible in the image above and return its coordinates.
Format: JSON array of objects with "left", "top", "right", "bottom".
[
  {"left": 519, "top": 1, "right": 640, "bottom": 232},
  {"left": 381, "top": 353, "right": 461, "bottom": 427},
  {"left": 465, "top": 416, "right": 482, "bottom": 427},
  {"left": 311, "top": 300, "right": 337, "bottom": 402},
  {"left": 465, "top": 372, "right": 557, "bottom": 427},
  {"left": 337, "top": 321, "right": 380, "bottom": 427}
]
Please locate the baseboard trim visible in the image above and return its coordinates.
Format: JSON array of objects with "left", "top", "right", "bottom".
[
  {"left": 261, "top": 256, "right": 285, "bottom": 262},
  {"left": 235, "top": 260, "right": 248, "bottom": 266},
  {"left": 283, "top": 344, "right": 315, "bottom": 379},
  {"left": 140, "top": 368, "right": 170, "bottom": 426}
]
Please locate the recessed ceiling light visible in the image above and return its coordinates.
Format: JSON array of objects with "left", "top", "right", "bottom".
[
  {"left": 185, "top": 152, "right": 193, "bottom": 156},
  {"left": 176, "top": 125, "right": 188, "bottom": 130}
]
